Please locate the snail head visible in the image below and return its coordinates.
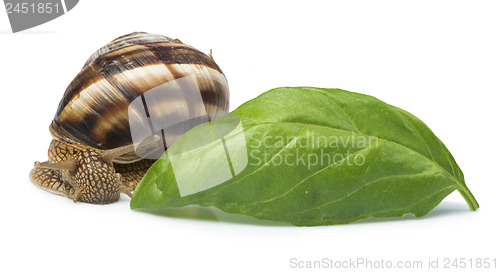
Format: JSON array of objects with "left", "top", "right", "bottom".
[{"left": 34, "top": 142, "right": 136, "bottom": 204}]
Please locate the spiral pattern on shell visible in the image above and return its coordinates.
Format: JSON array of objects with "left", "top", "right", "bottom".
[{"left": 50, "top": 32, "right": 229, "bottom": 162}]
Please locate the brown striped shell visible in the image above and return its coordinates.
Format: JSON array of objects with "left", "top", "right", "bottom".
[{"left": 50, "top": 32, "right": 229, "bottom": 163}]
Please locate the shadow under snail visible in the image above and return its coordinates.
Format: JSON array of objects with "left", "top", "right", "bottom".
[{"left": 30, "top": 32, "right": 230, "bottom": 204}]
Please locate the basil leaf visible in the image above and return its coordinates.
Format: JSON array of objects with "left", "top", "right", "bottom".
[{"left": 130, "top": 87, "right": 478, "bottom": 226}]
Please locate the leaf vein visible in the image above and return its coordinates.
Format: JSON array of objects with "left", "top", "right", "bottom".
[
  {"left": 209, "top": 120, "right": 460, "bottom": 200},
  {"left": 304, "top": 87, "right": 361, "bottom": 132},
  {"left": 390, "top": 107, "right": 438, "bottom": 167},
  {"left": 251, "top": 121, "right": 462, "bottom": 191}
]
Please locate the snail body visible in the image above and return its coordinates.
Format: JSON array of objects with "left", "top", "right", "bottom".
[{"left": 30, "top": 32, "right": 229, "bottom": 204}]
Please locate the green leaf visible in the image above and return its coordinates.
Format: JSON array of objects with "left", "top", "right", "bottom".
[{"left": 130, "top": 87, "right": 478, "bottom": 226}]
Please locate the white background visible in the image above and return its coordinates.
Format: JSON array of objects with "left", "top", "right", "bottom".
[{"left": 1, "top": 1, "right": 498, "bottom": 271}]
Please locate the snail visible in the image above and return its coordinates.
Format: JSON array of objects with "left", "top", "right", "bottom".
[{"left": 30, "top": 32, "right": 229, "bottom": 204}]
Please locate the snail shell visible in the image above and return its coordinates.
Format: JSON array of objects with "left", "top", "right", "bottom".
[
  {"left": 53, "top": 32, "right": 229, "bottom": 161},
  {"left": 30, "top": 32, "right": 229, "bottom": 204}
]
